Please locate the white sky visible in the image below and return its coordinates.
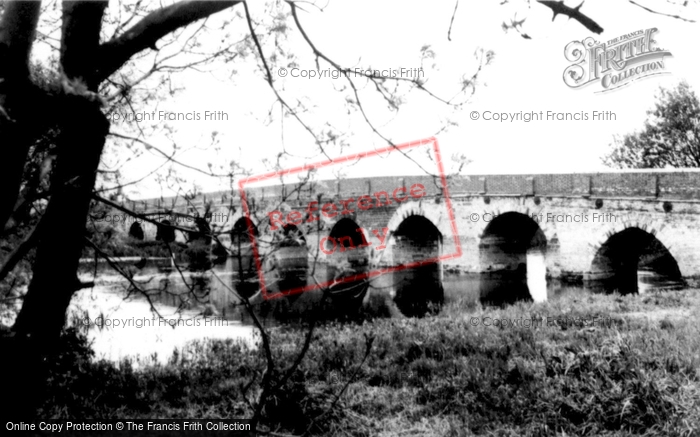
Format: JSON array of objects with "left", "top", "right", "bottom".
[{"left": 83, "top": 0, "right": 700, "bottom": 199}]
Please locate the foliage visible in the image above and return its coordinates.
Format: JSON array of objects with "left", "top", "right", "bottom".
[
  {"left": 604, "top": 81, "right": 700, "bottom": 169},
  {"left": 38, "top": 289, "right": 700, "bottom": 436}
]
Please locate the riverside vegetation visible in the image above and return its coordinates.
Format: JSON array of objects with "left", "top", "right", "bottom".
[{"left": 37, "top": 286, "right": 700, "bottom": 436}]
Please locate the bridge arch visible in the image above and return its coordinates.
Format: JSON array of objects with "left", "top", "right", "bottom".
[
  {"left": 128, "top": 221, "right": 145, "bottom": 240},
  {"left": 474, "top": 201, "right": 558, "bottom": 244},
  {"left": 387, "top": 213, "right": 444, "bottom": 317},
  {"left": 386, "top": 200, "right": 455, "bottom": 239},
  {"left": 478, "top": 211, "right": 548, "bottom": 305},
  {"left": 587, "top": 217, "right": 673, "bottom": 257},
  {"left": 588, "top": 225, "right": 683, "bottom": 294},
  {"left": 231, "top": 216, "right": 259, "bottom": 240},
  {"left": 322, "top": 217, "right": 366, "bottom": 254}
]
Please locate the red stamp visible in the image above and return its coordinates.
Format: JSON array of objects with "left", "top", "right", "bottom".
[{"left": 237, "top": 137, "right": 461, "bottom": 302}]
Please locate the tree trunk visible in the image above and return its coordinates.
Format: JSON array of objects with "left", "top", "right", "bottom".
[
  {"left": 4, "top": 95, "right": 109, "bottom": 418},
  {"left": 0, "top": 0, "right": 43, "bottom": 231},
  {"left": 0, "top": 0, "right": 241, "bottom": 419}
]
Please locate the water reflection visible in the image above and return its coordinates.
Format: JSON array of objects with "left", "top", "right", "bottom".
[
  {"left": 393, "top": 263, "right": 444, "bottom": 316},
  {"left": 477, "top": 249, "right": 547, "bottom": 306},
  {"left": 263, "top": 225, "right": 309, "bottom": 300},
  {"left": 526, "top": 251, "right": 547, "bottom": 302},
  {"left": 74, "top": 254, "right": 686, "bottom": 365},
  {"left": 478, "top": 212, "right": 547, "bottom": 306},
  {"left": 445, "top": 271, "right": 684, "bottom": 305},
  {"left": 325, "top": 218, "right": 370, "bottom": 312},
  {"left": 80, "top": 251, "right": 686, "bottom": 321},
  {"left": 390, "top": 215, "right": 444, "bottom": 317},
  {"left": 478, "top": 269, "right": 531, "bottom": 306},
  {"left": 230, "top": 217, "right": 260, "bottom": 299}
]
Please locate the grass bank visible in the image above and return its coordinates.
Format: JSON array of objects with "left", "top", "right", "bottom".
[{"left": 40, "top": 289, "right": 700, "bottom": 436}]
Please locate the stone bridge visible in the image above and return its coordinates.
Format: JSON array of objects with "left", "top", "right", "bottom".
[{"left": 112, "top": 170, "right": 700, "bottom": 313}]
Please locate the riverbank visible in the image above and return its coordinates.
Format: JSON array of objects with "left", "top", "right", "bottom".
[
  {"left": 67, "top": 286, "right": 258, "bottom": 365},
  {"left": 41, "top": 287, "right": 700, "bottom": 435}
]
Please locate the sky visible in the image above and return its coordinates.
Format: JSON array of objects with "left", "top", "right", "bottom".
[{"left": 72, "top": 0, "right": 700, "bottom": 199}]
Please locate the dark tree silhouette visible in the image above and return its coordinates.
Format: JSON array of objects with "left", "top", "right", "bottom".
[
  {"left": 0, "top": 0, "right": 241, "bottom": 418},
  {"left": 604, "top": 81, "right": 700, "bottom": 169}
]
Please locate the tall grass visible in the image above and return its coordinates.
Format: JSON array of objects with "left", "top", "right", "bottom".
[{"left": 40, "top": 288, "right": 700, "bottom": 436}]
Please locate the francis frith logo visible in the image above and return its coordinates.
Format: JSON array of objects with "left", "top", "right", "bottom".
[{"left": 563, "top": 28, "right": 672, "bottom": 92}]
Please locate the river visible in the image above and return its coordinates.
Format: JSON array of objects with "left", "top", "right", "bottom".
[{"left": 72, "top": 256, "right": 683, "bottom": 366}]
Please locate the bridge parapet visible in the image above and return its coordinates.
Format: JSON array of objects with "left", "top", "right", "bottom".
[
  {"left": 234, "top": 171, "right": 700, "bottom": 206},
  {"left": 121, "top": 171, "right": 700, "bottom": 224},
  {"left": 449, "top": 172, "right": 700, "bottom": 200}
]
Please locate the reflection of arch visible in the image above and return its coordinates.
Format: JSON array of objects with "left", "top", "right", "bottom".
[
  {"left": 325, "top": 218, "right": 370, "bottom": 309},
  {"left": 156, "top": 220, "right": 176, "bottom": 243},
  {"left": 390, "top": 215, "right": 444, "bottom": 317},
  {"left": 265, "top": 224, "right": 308, "bottom": 298},
  {"left": 230, "top": 217, "right": 260, "bottom": 299},
  {"left": 590, "top": 227, "right": 683, "bottom": 294},
  {"left": 479, "top": 212, "right": 547, "bottom": 305}
]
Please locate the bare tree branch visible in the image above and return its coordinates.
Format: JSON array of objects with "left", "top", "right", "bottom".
[
  {"left": 0, "top": 0, "right": 45, "bottom": 232},
  {"left": 60, "top": 0, "right": 108, "bottom": 86},
  {"left": 0, "top": 0, "right": 42, "bottom": 79},
  {"left": 447, "top": 0, "right": 460, "bottom": 41},
  {"left": 286, "top": 1, "right": 443, "bottom": 179},
  {"left": 242, "top": 1, "right": 332, "bottom": 161},
  {"left": 95, "top": 0, "right": 242, "bottom": 84},
  {"left": 84, "top": 236, "right": 165, "bottom": 319},
  {"left": 209, "top": 270, "right": 275, "bottom": 429},
  {"left": 537, "top": 1, "right": 604, "bottom": 34},
  {"left": 628, "top": 0, "right": 696, "bottom": 23},
  {"left": 109, "top": 131, "right": 236, "bottom": 178}
]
